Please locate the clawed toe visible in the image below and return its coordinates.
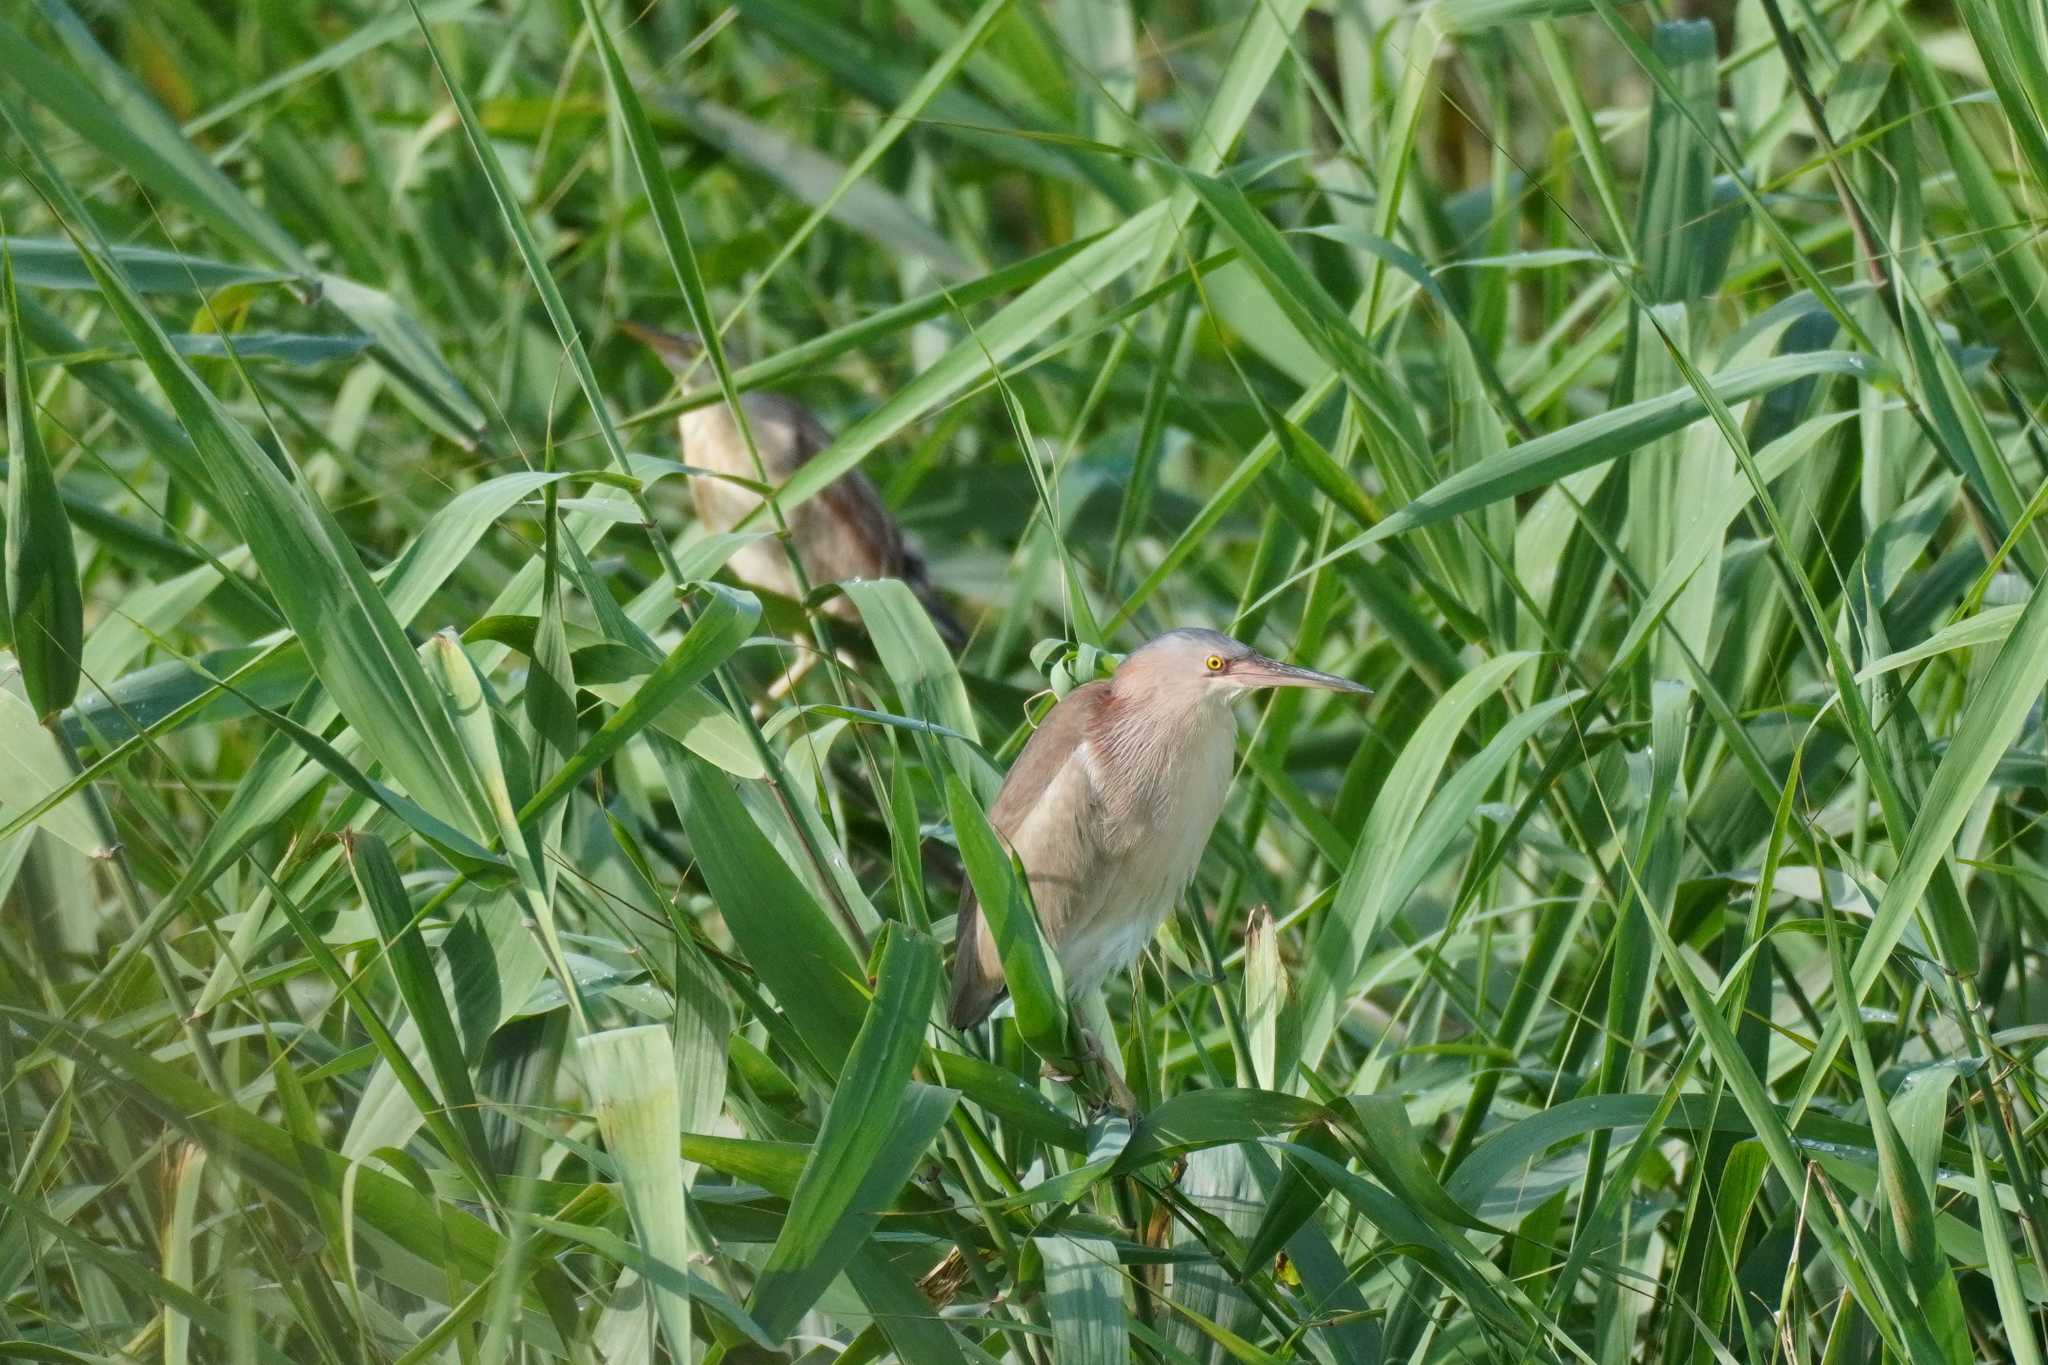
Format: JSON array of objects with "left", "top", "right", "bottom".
[
  {"left": 1036, "top": 1029, "right": 1140, "bottom": 1114},
  {"left": 1029, "top": 1021, "right": 1142, "bottom": 1112},
  {"left": 1079, "top": 1028, "right": 1139, "bottom": 1115},
  {"left": 1093, "top": 1072, "right": 1139, "bottom": 1117}
]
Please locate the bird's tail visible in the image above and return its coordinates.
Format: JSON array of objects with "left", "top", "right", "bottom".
[
  {"left": 948, "top": 973, "right": 1007, "bottom": 1031},
  {"left": 903, "top": 548, "right": 968, "bottom": 651},
  {"left": 948, "top": 898, "right": 1007, "bottom": 1028}
]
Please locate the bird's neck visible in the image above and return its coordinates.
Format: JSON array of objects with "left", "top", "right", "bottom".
[{"left": 1091, "top": 688, "right": 1236, "bottom": 828}]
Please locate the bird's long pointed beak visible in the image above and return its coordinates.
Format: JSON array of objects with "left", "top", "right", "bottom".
[
  {"left": 620, "top": 321, "right": 704, "bottom": 367},
  {"left": 1236, "top": 654, "right": 1372, "bottom": 694}
]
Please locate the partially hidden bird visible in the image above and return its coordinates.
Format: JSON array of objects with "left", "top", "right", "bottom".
[
  {"left": 948, "top": 629, "right": 1371, "bottom": 1062},
  {"left": 624, "top": 323, "right": 965, "bottom": 647}
]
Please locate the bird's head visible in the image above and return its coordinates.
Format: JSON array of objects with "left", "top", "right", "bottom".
[
  {"left": 1111, "top": 628, "right": 1372, "bottom": 712},
  {"left": 621, "top": 321, "right": 715, "bottom": 373}
]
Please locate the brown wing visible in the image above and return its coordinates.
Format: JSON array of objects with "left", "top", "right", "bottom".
[
  {"left": 902, "top": 546, "right": 967, "bottom": 649},
  {"left": 776, "top": 397, "right": 968, "bottom": 645},
  {"left": 949, "top": 681, "right": 1110, "bottom": 1027},
  {"left": 755, "top": 392, "right": 913, "bottom": 584},
  {"left": 813, "top": 470, "right": 909, "bottom": 578},
  {"left": 736, "top": 392, "right": 827, "bottom": 481}
]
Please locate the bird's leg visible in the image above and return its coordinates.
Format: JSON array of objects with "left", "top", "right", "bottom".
[
  {"left": 754, "top": 649, "right": 819, "bottom": 717},
  {"left": 1074, "top": 989, "right": 1139, "bottom": 1116},
  {"left": 753, "top": 645, "right": 856, "bottom": 718},
  {"left": 1037, "top": 992, "right": 1137, "bottom": 1113},
  {"left": 1077, "top": 1026, "right": 1139, "bottom": 1116}
]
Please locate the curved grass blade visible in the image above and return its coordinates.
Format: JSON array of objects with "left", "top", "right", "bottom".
[
  {"left": 520, "top": 585, "right": 757, "bottom": 825},
  {"left": 844, "top": 578, "right": 997, "bottom": 799},
  {"left": 1821, "top": 564, "right": 2048, "bottom": 1075},
  {"left": 1, "top": 242, "right": 80, "bottom": 721},
  {"left": 946, "top": 770, "right": 1071, "bottom": 1065},
  {"left": 749, "top": 926, "right": 947, "bottom": 1339},
  {"left": 1293, "top": 652, "right": 1539, "bottom": 1071},
  {"left": 1, "top": 235, "right": 291, "bottom": 293},
  {"left": 346, "top": 830, "right": 495, "bottom": 1183},
  {"left": 665, "top": 747, "right": 868, "bottom": 1072},
  {"left": 1115, "top": 1089, "right": 1325, "bottom": 1172},
  {"left": 1377, "top": 353, "right": 1877, "bottom": 541}
]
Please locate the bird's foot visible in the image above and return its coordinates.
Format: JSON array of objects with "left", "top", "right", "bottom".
[
  {"left": 1077, "top": 1027, "right": 1139, "bottom": 1116},
  {"left": 1039, "top": 1029, "right": 1138, "bottom": 1114}
]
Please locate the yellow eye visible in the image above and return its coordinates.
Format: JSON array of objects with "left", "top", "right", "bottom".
[{"left": 1205, "top": 654, "right": 1224, "bottom": 672}]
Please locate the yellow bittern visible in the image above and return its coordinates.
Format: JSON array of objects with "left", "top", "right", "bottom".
[
  {"left": 949, "top": 629, "right": 1370, "bottom": 1096},
  {"left": 625, "top": 323, "right": 964, "bottom": 648}
]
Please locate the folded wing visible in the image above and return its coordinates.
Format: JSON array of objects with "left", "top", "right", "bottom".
[{"left": 948, "top": 681, "right": 1110, "bottom": 1027}]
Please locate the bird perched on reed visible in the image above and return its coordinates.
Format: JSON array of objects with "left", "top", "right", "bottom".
[
  {"left": 624, "top": 323, "right": 965, "bottom": 648},
  {"left": 949, "top": 629, "right": 1370, "bottom": 1101}
]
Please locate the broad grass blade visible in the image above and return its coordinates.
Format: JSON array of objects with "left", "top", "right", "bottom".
[
  {"left": 1042, "top": 1234, "right": 1130, "bottom": 1365},
  {"left": 518, "top": 583, "right": 758, "bottom": 824},
  {"left": 666, "top": 747, "right": 868, "bottom": 1070},
  {"left": 583, "top": 1025, "right": 695, "bottom": 1364},
  {"left": 749, "top": 926, "right": 947, "bottom": 1338},
  {"left": 346, "top": 830, "right": 494, "bottom": 1182}
]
